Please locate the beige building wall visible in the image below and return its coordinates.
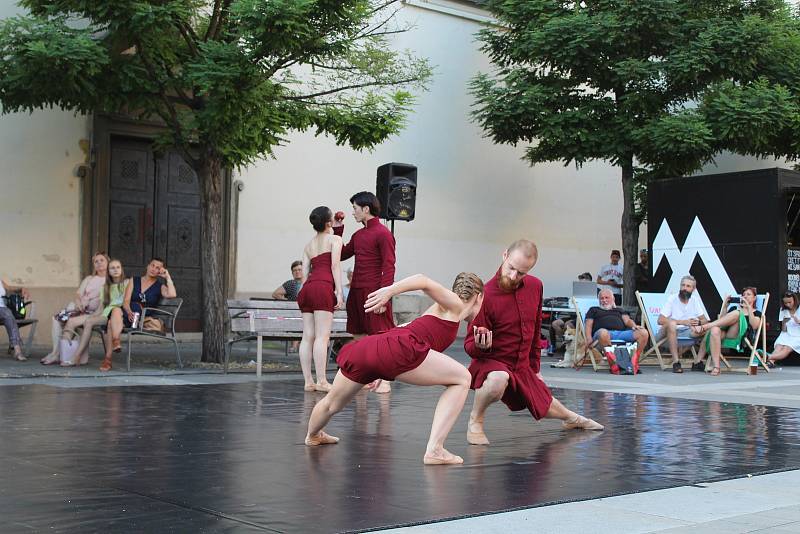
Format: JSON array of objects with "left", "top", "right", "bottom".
[{"left": 235, "top": 1, "right": 641, "bottom": 299}]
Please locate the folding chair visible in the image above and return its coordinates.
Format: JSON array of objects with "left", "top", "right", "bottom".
[
  {"left": 572, "top": 296, "right": 632, "bottom": 372},
  {"left": 705, "top": 293, "right": 770, "bottom": 373},
  {"left": 635, "top": 291, "right": 701, "bottom": 371}
]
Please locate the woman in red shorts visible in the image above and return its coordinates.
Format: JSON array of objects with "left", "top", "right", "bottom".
[
  {"left": 296, "top": 206, "right": 344, "bottom": 392},
  {"left": 305, "top": 272, "right": 484, "bottom": 465}
]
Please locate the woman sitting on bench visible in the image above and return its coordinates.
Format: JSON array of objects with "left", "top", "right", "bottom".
[
  {"left": 1, "top": 278, "right": 30, "bottom": 361},
  {"left": 693, "top": 287, "right": 762, "bottom": 376},
  {"left": 41, "top": 252, "right": 108, "bottom": 365},
  {"left": 305, "top": 272, "right": 484, "bottom": 465},
  {"left": 296, "top": 206, "right": 344, "bottom": 392}
]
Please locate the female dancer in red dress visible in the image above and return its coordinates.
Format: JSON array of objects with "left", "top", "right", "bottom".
[
  {"left": 305, "top": 272, "right": 484, "bottom": 465},
  {"left": 296, "top": 206, "right": 344, "bottom": 392}
]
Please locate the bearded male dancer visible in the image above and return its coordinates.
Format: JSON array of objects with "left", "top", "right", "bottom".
[{"left": 466, "top": 240, "right": 604, "bottom": 446}]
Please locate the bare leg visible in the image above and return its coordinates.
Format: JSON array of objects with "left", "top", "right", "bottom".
[
  {"left": 704, "top": 310, "right": 742, "bottom": 331},
  {"left": 468, "top": 370, "right": 509, "bottom": 445},
  {"left": 299, "top": 313, "right": 316, "bottom": 391},
  {"left": 60, "top": 315, "right": 89, "bottom": 366},
  {"left": 545, "top": 397, "right": 604, "bottom": 430},
  {"left": 306, "top": 370, "right": 364, "bottom": 445},
  {"left": 769, "top": 345, "right": 795, "bottom": 362},
  {"left": 707, "top": 326, "right": 723, "bottom": 372},
  {"left": 108, "top": 308, "right": 124, "bottom": 352},
  {"left": 312, "top": 310, "right": 334, "bottom": 391},
  {"left": 664, "top": 320, "right": 680, "bottom": 364},
  {"left": 396, "top": 350, "right": 470, "bottom": 464},
  {"left": 74, "top": 315, "right": 107, "bottom": 365}
]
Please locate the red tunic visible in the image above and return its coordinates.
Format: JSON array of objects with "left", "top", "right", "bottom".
[
  {"left": 336, "top": 218, "right": 396, "bottom": 334},
  {"left": 465, "top": 271, "right": 553, "bottom": 419},
  {"left": 337, "top": 314, "right": 458, "bottom": 384},
  {"left": 297, "top": 252, "right": 336, "bottom": 313}
]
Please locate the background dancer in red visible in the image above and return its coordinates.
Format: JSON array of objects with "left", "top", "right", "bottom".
[
  {"left": 305, "top": 273, "right": 484, "bottom": 465},
  {"left": 466, "top": 240, "right": 603, "bottom": 446},
  {"left": 297, "top": 206, "right": 344, "bottom": 393},
  {"left": 334, "top": 191, "right": 396, "bottom": 393}
]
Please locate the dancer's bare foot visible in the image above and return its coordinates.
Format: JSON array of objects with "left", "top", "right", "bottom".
[
  {"left": 374, "top": 381, "right": 391, "bottom": 394},
  {"left": 40, "top": 353, "right": 59, "bottom": 365},
  {"left": 423, "top": 448, "right": 464, "bottom": 465},
  {"left": 305, "top": 431, "right": 340, "bottom": 446},
  {"left": 562, "top": 414, "right": 604, "bottom": 431},
  {"left": 303, "top": 384, "right": 316, "bottom": 392},
  {"left": 314, "top": 382, "right": 332, "bottom": 393},
  {"left": 467, "top": 416, "right": 490, "bottom": 445}
]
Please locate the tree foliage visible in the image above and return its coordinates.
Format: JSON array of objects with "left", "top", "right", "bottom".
[
  {"left": 471, "top": 0, "right": 800, "bottom": 303},
  {"left": 0, "top": 0, "right": 430, "bottom": 361}
]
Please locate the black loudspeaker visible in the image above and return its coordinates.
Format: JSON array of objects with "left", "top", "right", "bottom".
[{"left": 376, "top": 163, "right": 417, "bottom": 221}]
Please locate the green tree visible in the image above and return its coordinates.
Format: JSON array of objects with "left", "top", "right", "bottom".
[
  {"left": 471, "top": 0, "right": 800, "bottom": 305},
  {"left": 0, "top": 1, "right": 430, "bottom": 361}
]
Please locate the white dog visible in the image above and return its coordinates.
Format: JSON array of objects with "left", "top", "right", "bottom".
[{"left": 550, "top": 328, "right": 577, "bottom": 368}]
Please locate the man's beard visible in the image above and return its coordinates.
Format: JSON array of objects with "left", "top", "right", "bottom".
[
  {"left": 599, "top": 303, "right": 614, "bottom": 310},
  {"left": 679, "top": 289, "right": 692, "bottom": 301},
  {"left": 498, "top": 275, "right": 521, "bottom": 292}
]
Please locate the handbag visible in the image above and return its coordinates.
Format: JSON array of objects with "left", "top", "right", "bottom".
[
  {"left": 59, "top": 334, "right": 80, "bottom": 365},
  {"left": 3, "top": 292, "right": 29, "bottom": 320},
  {"left": 142, "top": 316, "right": 165, "bottom": 333},
  {"left": 54, "top": 302, "right": 80, "bottom": 323}
]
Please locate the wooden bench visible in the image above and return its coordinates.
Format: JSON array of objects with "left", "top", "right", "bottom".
[
  {"left": 1, "top": 301, "right": 38, "bottom": 357},
  {"left": 225, "top": 299, "right": 352, "bottom": 377}
]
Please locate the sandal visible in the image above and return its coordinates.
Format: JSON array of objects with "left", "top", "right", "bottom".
[
  {"left": 691, "top": 361, "right": 705, "bottom": 372},
  {"left": 672, "top": 362, "right": 683, "bottom": 374},
  {"left": 766, "top": 360, "right": 776, "bottom": 369},
  {"left": 710, "top": 366, "right": 720, "bottom": 376}
]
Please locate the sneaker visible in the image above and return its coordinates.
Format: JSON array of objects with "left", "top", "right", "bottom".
[{"left": 691, "top": 361, "right": 705, "bottom": 372}]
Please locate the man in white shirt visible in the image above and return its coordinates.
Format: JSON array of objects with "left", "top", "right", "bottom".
[
  {"left": 657, "top": 275, "right": 709, "bottom": 373},
  {"left": 596, "top": 250, "right": 624, "bottom": 305}
]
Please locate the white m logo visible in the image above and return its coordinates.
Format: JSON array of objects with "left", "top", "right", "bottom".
[{"left": 652, "top": 216, "right": 736, "bottom": 301}]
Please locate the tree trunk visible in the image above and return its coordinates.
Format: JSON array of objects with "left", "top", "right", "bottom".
[
  {"left": 620, "top": 157, "right": 640, "bottom": 308},
  {"left": 198, "top": 150, "right": 228, "bottom": 363}
]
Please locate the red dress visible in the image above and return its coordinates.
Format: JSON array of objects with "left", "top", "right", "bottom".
[
  {"left": 337, "top": 315, "right": 458, "bottom": 384},
  {"left": 465, "top": 271, "right": 553, "bottom": 419},
  {"left": 297, "top": 252, "right": 336, "bottom": 313}
]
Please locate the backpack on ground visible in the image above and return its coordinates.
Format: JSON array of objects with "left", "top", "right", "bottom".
[{"left": 603, "top": 343, "right": 641, "bottom": 375}]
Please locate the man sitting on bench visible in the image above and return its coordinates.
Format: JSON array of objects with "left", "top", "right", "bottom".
[
  {"left": 657, "top": 275, "right": 708, "bottom": 373},
  {"left": 583, "top": 289, "right": 648, "bottom": 355}
]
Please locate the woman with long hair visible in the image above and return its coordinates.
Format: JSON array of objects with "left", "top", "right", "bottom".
[
  {"left": 41, "top": 252, "right": 109, "bottom": 365},
  {"left": 768, "top": 292, "right": 800, "bottom": 366},
  {"left": 60, "top": 259, "right": 129, "bottom": 368},
  {"left": 692, "top": 287, "right": 762, "bottom": 376},
  {"left": 305, "top": 272, "right": 484, "bottom": 465},
  {"left": 296, "top": 206, "right": 344, "bottom": 392}
]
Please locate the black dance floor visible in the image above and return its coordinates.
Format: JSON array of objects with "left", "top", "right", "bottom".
[{"left": 2, "top": 381, "right": 800, "bottom": 533}]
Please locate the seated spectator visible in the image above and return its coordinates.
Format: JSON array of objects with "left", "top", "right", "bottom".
[
  {"left": 767, "top": 292, "right": 800, "bottom": 367},
  {"left": 272, "top": 260, "right": 303, "bottom": 301},
  {"left": 596, "top": 249, "right": 623, "bottom": 305},
  {"left": 121, "top": 257, "right": 177, "bottom": 330},
  {"left": 0, "top": 277, "right": 31, "bottom": 361},
  {"left": 60, "top": 259, "right": 129, "bottom": 369},
  {"left": 41, "top": 252, "right": 108, "bottom": 365},
  {"left": 657, "top": 275, "right": 708, "bottom": 373},
  {"left": 550, "top": 272, "right": 595, "bottom": 349},
  {"left": 634, "top": 248, "right": 651, "bottom": 293},
  {"left": 583, "top": 289, "right": 648, "bottom": 354},
  {"left": 692, "top": 287, "right": 762, "bottom": 376}
]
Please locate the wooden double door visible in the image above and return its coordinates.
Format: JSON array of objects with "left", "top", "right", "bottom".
[{"left": 107, "top": 138, "right": 202, "bottom": 330}]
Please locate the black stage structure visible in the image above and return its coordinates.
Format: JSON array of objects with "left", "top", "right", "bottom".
[
  {"left": 648, "top": 167, "right": 800, "bottom": 345},
  {"left": 2, "top": 380, "right": 800, "bottom": 532}
]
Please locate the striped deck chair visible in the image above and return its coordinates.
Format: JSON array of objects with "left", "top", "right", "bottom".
[{"left": 704, "top": 293, "right": 770, "bottom": 373}]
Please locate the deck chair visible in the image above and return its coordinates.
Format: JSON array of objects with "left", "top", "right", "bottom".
[
  {"left": 636, "top": 291, "right": 702, "bottom": 370},
  {"left": 704, "top": 293, "right": 770, "bottom": 373},
  {"left": 572, "top": 296, "right": 633, "bottom": 372}
]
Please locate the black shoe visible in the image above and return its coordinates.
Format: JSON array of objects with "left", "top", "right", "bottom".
[
  {"left": 672, "top": 362, "right": 683, "bottom": 373},
  {"left": 691, "top": 361, "right": 705, "bottom": 372}
]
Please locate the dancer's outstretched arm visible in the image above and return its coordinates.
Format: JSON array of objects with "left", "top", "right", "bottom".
[{"left": 365, "top": 274, "right": 463, "bottom": 315}]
